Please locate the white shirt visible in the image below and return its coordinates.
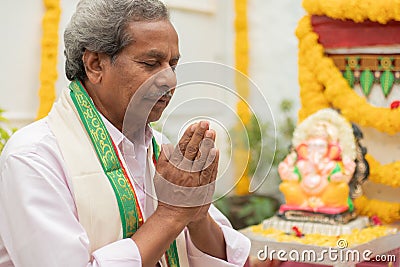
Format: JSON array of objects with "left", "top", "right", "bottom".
[{"left": 0, "top": 117, "right": 250, "bottom": 267}]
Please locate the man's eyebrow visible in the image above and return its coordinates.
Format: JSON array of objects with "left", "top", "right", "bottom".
[{"left": 144, "top": 50, "right": 166, "bottom": 59}]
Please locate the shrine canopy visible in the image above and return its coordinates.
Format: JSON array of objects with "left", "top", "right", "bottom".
[{"left": 311, "top": 15, "right": 400, "bottom": 49}]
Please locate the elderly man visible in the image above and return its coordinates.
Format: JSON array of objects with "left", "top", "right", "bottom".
[{"left": 0, "top": 0, "right": 250, "bottom": 266}]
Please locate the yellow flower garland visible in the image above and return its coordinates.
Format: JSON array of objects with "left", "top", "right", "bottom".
[
  {"left": 37, "top": 0, "right": 61, "bottom": 119},
  {"left": 354, "top": 195, "right": 400, "bottom": 224},
  {"left": 234, "top": 0, "right": 251, "bottom": 195},
  {"left": 366, "top": 154, "right": 400, "bottom": 188},
  {"left": 297, "top": 3, "right": 400, "bottom": 222},
  {"left": 303, "top": 0, "right": 400, "bottom": 24},
  {"left": 251, "top": 224, "right": 394, "bottom": 247}
]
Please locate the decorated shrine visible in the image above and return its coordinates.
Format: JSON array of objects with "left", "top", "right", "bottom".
[{"left": 243, "top": 0, "right": 400, "bottom": 266}]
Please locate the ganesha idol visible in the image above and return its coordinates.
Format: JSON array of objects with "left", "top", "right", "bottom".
[{"left": 278, "top": 109, "right": 368, "bottom": 221}]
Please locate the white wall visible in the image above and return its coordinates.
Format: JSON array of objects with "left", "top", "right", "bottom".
[
  {"left": 249, "top": 0, "right": 305, "bottom": 119},
  {"left": 0, "top": 0, "right": 43, "bottom": 126},
  {"left": 0, "top": 0, "right": 81, "bottom": 126}
]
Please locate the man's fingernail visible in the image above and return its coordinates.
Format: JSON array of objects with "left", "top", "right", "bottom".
[
  {"left": 205, "top": 130, "right": 213, "bottom": 138},
  {"left": 190, "top": 123, "right": 197, "bottom": 132},
  {"left": 210, "top": 148, "right": 217, "bottom": 156},
  {"left": 200, "top": 121, "right": 208, "bottom": 129}
]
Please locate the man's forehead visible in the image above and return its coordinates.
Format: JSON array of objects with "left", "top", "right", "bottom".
[
  {"left": 138, "top": 49, "right": 180, "bottom": 60},
  {"left": 125, "top": 20, "right": 180, "bottom": 58},
  {"left": 126, "top": 19, "right": 177, "bottom": 37}
]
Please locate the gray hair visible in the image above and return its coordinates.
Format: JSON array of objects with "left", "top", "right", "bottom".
[{"left": 64, "top": 0, "right": 170, "bottom": 81}]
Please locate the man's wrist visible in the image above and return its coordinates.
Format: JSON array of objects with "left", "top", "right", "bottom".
[
  {"left": 187, "top": 214, "right": 212, "bottom": 233},
  {"left": 154, "top": 204, "right": 191, "bottom": 229}
]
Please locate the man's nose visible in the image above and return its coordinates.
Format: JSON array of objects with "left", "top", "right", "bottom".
[{"left": 154, "top": 66, "right": 177, "bottom": 90}]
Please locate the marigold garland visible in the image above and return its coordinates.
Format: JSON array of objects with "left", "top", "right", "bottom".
[
  {"left": 37, "top": 0, "right": 61, "bottom": 119},
  {"left": 297, "top": 52, "right": 330, "bottom": 121},
  {"left": 234, "top": 0, "right": 251, "bottom": 195},
  {"left": 366, "top": 154, "right": 400, "bottom": 188},
  {"left": 302, "top": 0, "right": 400, "bottom": 24},
  {"left": 354, "top": 195, "right": 400, "bottom": 224},
  {"left": 297, "top": 5, "right": 400, "bottom": 222},
  {"left": 251, "top": 223, "right": 394, "bottom": 247}
]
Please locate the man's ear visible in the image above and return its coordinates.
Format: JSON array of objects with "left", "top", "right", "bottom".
[{"left": 82, "top": 50, "right": 108, "bottom": 84}]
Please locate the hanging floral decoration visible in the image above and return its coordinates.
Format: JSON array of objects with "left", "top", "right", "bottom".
[
  {"left": 329, "top": 54, "right": 400, "bottom": 98},
  {"left": 302, "top": 0, "right": 400, "bottom": 24},
  {"left": 37, "top": 0, "right": 61, "bottom": 119},
  {"left": 234, "top": 0, "right": 252, "bottom": 195},
  {"left": 297, "top": 0, "right": 400, "bottom": 223},
  {"left": 297, "top": 16, "right": 400, "bottom": 134}
]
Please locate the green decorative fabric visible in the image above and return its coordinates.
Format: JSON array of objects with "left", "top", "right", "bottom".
[
  {"left": 69, "top": 80, "right": 140, "bottom": 238},
  {"left": 69, "top": 80, "right": 180, "bottom": 267},
  {"left": 151, "top": 137, "right": 180, "bottom": 267},
  {"left": 152, "top": 137, "right": 160, "bottom": 162},
  {"left": 166, "top": 242, "right": 180, "bottom": 267}
]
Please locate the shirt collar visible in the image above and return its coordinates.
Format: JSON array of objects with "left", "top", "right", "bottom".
[{"left": 99, "top": 113, "right": 153, "bottom": 150}]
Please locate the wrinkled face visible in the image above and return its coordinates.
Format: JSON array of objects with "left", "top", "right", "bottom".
[{"left": 100, "top": 20, "right": 180, "bottom": 128}]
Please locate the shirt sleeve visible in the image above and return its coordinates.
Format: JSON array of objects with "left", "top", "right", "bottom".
[
  {"left": 0, "top": 149, "right": 142, "bottom": 267},
  {"left": 185, "top": 205, "right": 251, "bottom": 267},
  {"left": 92, "top": 239, "right": 141, "bottom": 267}
]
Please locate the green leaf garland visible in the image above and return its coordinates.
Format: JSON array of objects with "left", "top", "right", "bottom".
[
  {"left": 380, "top": 70, "right": 395, "bottom": 97},
  {"left": 360, "top": 69, "right": 374, "bottom": 96},
  {"left": 343, "top": 66, "right": 355, "bottom": 88}
]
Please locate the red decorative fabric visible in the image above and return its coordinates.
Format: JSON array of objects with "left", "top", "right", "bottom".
[
  {"left": 244, "top": 257, "right": 250, "bottom": 267},
  {"left": 311, "top": 15, "right": 400, "bottom": 49}
]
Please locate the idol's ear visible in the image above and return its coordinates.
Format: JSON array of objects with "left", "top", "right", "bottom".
[
  {"left": 296, "top": 143, "right": 308, "bottom": 160},
  {"left": 82, "top": 50, "right": 108, "bottom": 84}
]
